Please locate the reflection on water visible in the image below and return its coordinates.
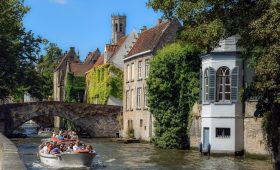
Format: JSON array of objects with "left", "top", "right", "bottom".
[{"left": 12, "top": 137, "right": 273, "bottom": 170}]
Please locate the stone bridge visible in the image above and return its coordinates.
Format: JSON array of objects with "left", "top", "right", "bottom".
[{"left": 0, "top": 102, "right": 122, "bottom": 137}]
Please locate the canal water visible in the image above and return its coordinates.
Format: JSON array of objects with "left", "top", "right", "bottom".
[
  {"left": 11, "top": 137, "right": 273, "bottom": 170},
  {"left": 11, "top": 125, "right": 273, "bottom": 170}
]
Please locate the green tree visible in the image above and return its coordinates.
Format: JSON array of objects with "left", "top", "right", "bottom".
[
  {"left": 147, "top": 43, "right": 201, "bottom": 149},
  {"left": 0, "top": 0, "right": 43, "bottom": 100},
  {"left": 37, "top": 43, "right": 63, "bottom": 99},
  {"left": 147, "top": 0, "right": 280, "bottom": 167}
]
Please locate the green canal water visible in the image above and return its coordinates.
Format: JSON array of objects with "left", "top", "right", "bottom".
[{"left": 12, "top": 137, "right": 273, "bottom": 170}]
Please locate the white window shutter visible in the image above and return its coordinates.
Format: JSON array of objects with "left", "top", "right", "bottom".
[
  {"left": 208, "top": 67, "right": 216, "bottom": 102},
  {"left": 231, "top": 67, "right": 239, "bottom": 102}
]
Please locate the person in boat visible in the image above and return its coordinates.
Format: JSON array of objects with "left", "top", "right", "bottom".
[
  {"left": 50, "top": 144, "right": 60, "bottom": 155},
  {"left": 85, "top": 145, "right": 95, "bottom": 153},
  {"left": 65, "top": 143, "right": 74, "bottom": 152},
  {"left": 40, "top": 142, "right": 50, "bottom": 154},
  {"left": 73, "top": 140, "right": 82, "bottom": 151}
]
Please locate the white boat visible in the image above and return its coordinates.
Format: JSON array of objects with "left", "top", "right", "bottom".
[
  {"left": 38, "top": 131, "right": 53, "bottom": 137},
  {"left": 39, "top": 152, "right": 96, "bottom": 168}
]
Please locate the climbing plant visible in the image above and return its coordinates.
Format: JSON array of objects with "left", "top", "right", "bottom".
[
  {"left": 65, "top": 73, "right": 85, "bottom": 103},
  {"left": 86, "top": 64, "right": 123, "bottom": 105},
  {"left": 147, "top": 43, "right": 201, "bottom": 149}
]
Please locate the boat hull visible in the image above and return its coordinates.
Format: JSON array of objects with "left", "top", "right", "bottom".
[{"left": 39, "top": 152, "right": 96, "bottom": 168}]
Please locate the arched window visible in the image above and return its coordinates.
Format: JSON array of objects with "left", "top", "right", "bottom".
[
  {"left": 216, "top": 67, "right": 231, "bottom": 101},
  {"left": 204, "top": 68, "right": 209, "bottom": 101}
]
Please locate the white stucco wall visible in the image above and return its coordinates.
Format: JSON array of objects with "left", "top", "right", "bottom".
[{"left": 200, "top": 36, "right": 244, "bottom": 153}]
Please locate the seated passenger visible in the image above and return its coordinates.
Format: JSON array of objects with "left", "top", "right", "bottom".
[
  {"left": 40, "top": 142, "right": 50, "bottom": 154},
  {"left": 86, "top": 145, "right": 95, "bottom": 153},
  {"left": 50, "top": 145, "right": 60, "bottom": 155},
  {"left": 73, "top": 141, "right": 81, "bottom": 151},
  {"left": 65, "top": 143, "right": 74, "bottom": 152}
]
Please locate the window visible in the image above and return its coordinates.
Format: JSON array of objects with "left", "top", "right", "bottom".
[
  {"left": 145, "top": 59, "right": 150, "bottom": 78},
  {"left": 115, "top": 23, "right": 118, "bottom": 32},
  {"left": 204, "top": 68, "right": 209, "bottom": 101},
  {"left": 138, "top": 61, "right": 142, "bottom": 79},
  {"left": 131, "top": 63, "right": 134, "bottom": 81},
  {"left": 216, "top": 67, "right": 231, "bottom": 101},
  {"left": 128, "top": 120, "right": 133, "bottom": 129},
  {"left": 130, "top": 89, "right": 134, "bottom": 110},
  {"left": 120, "top": 23, "right": 123, "bottom": 32},
  {"left": 140, "top": 119, "right": 143, "bottom": 127},
  {"left": 144, "top": 87, "right": 148, "bottom": 109},
  {"left": 127, "top": 64, "right": 130, "bottom": 81},
  {"left": 126, "top": 90, "right": 129, "bottom": 111},
  {"left": 216, "top": 128, "right": 230, "bottom": 138},
  {"left": 137, "top": 87, "right": 142, "bottom": 109}
]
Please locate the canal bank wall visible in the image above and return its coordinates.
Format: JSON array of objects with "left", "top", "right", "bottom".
[{"left": 0, "top": 133, "right": 26, "bottom": 170}]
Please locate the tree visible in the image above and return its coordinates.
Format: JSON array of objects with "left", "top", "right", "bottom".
[
  {"left": 147, "top": 43, "right": 201, "bottom": 149},
  {"left": 0, "top": 0, "right": 43, "bottom": 101},
  {"left": 37, "top": 43, "right": 63, "bottom": 99},
  {"left": 147, "top": 0, "right": 280, "bottom": 167}
]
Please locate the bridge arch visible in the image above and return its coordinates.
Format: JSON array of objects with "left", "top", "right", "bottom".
[{"left": 0, "top": 102, "right": 122, "bottom": 137}]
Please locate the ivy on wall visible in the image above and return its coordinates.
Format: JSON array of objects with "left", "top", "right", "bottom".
[
  {"left": 65, "top": 73, "right": 85, "bottom": 102},
  {"left": 86, "top": 64, "right": 123, "bottom": 105}
]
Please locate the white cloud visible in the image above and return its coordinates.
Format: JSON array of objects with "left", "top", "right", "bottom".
[{"left": 50, "top": 0, "right": 68, "bottom": 4}]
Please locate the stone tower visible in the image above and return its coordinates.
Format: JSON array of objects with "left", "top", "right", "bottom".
[{"left": 111, "top": 15, "right": 126, "bottom": 44}]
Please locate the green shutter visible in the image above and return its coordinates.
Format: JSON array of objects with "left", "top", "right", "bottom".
[
  {"left": 209, "top": 67, "right": 216, "bottom": 102},
  {"left": 231, "top": 67, "right": 239, "bottom": 102}
]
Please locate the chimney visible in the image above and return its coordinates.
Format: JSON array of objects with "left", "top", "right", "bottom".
[
  {"left": 140, "top": 26, "right": 147, "bottom": 33},
  {"left": 157, "top": 18, "right": 162, "bottom": 25}
]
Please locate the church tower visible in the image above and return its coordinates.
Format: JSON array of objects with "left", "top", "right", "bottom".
[{"left": 111, "top": 15, "right": 126, "bottom": 44}]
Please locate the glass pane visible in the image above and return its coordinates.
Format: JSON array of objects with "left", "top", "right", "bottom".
[
  {"left": 225, "top": 77, "right": 230, "bottom": 84},
  {"left": 225, "top": 68, "right": 230, "bottom": 75},
  {"left": 225, "top": 93, "right": 230, "bottom": 100},
  {"left": 225, "top": 85, "right": 231, "bottom": 92},
  {"left": 218, "top": 93, "right": 223, "bottom": 100}
]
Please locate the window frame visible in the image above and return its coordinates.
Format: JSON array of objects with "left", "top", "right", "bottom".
[
  {"left": 216, "top": 128, "right": 231, "bottom": 138},
  {"left": 216, "top": 66, "right": 231, "bottom": 102},
  {"left": 136, "top": 87, "right": 142, "bottom": 109},
  {"left": 138, "top": 61, "right": 142, "bottom": 80},
  {"left": 145, "top": 59, "right": 149, "bottom": 78}
]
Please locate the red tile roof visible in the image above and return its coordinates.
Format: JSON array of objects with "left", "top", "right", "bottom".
[
  {"left": 84, "top": 48, "right": 100, "bottom": 65},
  {"left": 108, "top": 36, "right": 128, "bottom": 62},
  {"left": 69, "top": 63, "right": 92, "bottom": 76},
  {"left": 93, "top": 55, "right": 104, "bottom": 68},
  {"left": 127, "top": 21, "right": 171, "bottom": 57},
  {"left": 55, "top": 48, "right": 79, "bottom": 71}
]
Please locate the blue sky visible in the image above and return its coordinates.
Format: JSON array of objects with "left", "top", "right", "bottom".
[{"left": 23, "top": 0, "right": 162, "bottom": 60}]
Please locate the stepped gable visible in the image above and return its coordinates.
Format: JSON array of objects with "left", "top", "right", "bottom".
[
  {"left": 55, "top": 47, "right": 79, "bottom": 71},
  {"left": 84, "top": 48, "right": 101, "bottom": 65},
  {"left": 126, "top": 20, "right": 170, "bottom": 57}
]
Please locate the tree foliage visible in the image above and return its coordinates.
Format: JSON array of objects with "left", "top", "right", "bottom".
[
  {"left": 65, "top": 73, "right": 85, "bottom": 103},
  {"left": 0, "top": 0, "right": 43, "bottom": 101},
  {"left": 147, "top": 43, "right": 201, "bottom": 149},
  {"left": 37, "top": 43, "right": 63, "bottom": 99},
  {"left": 86, "top": 64, "right": 123, "bottom": 105}
]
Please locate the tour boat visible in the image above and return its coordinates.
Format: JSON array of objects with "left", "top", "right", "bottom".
[
  {"left": 39, "top": 152, "right": 96, "bottom": 168},
  {"left": 38, "top": 131, "right": 52, "bottom": 137}
]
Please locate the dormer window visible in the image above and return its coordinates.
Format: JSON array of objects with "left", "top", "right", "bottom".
[{"left": 216, "top": 67, "right": 231, "bottom": 101}]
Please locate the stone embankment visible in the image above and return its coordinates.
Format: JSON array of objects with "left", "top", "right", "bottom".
[{"left": 0, "top": 133, "right": 26, "bottom": 170}]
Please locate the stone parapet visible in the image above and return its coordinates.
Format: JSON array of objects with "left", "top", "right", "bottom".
[{"left": 0, "top": 133, "right": 26, "bottom": 170}]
